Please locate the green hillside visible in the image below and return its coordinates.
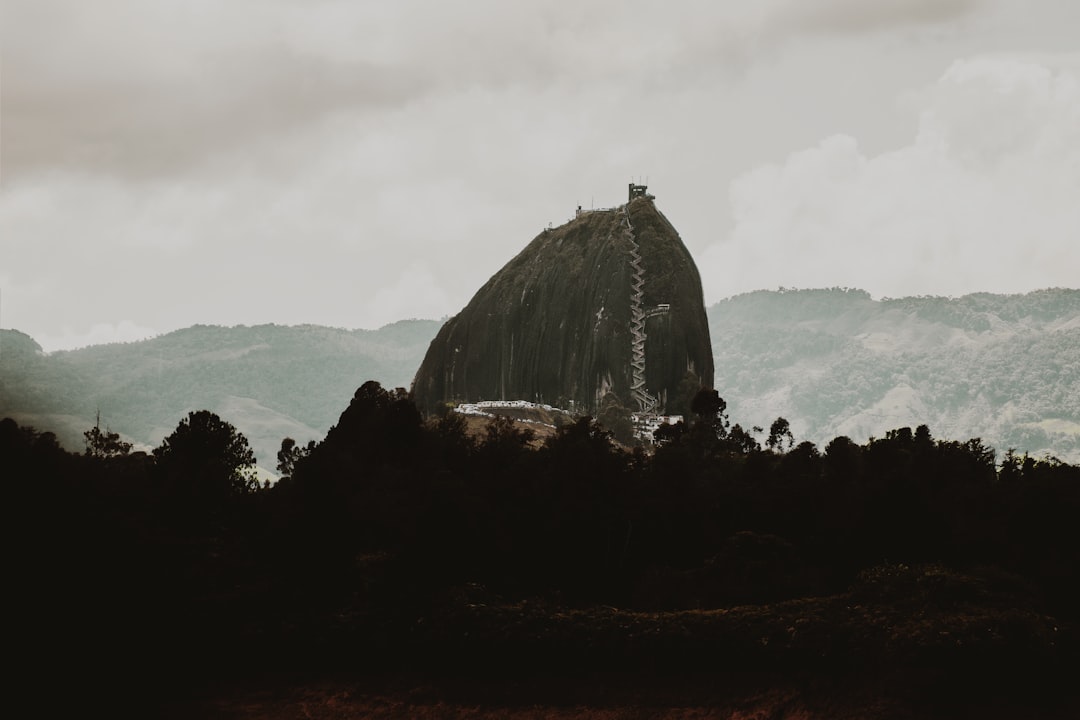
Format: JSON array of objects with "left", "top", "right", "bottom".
[
  {"left": 0, "top": 320, "right": 440, "bottom": 467},
  {"left": 710, "top": 288, "right": 1080, "bottom": 463}
]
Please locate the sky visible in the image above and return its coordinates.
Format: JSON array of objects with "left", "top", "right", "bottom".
[{"left": 2, "top": 0, "right": 1078, "bottom": 351}]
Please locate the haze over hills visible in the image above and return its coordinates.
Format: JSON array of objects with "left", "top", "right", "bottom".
[{"left": 2, "top": 288, "right": 1078, "bottom": 466}]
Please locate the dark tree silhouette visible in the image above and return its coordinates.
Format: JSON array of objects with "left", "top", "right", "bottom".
[
  {"left": 313, "top": 381, "right": 424, "bottom": 472},
  {"left": 276, "top": 437, "right": 314, "bottom": 480},
  {"left": 728, "top": 423, "right": 760, "bottom": 454},
  {"left": 690, "top": 387, "right": 726, "bottom": 424},
  {"left": 7, "top": 375, "right": 1080, "bottom": 712},
  {"left": 823, "top": 435, "right": 862, "bottom": 480},
  {"left": 689, "top": 388, "right": 730, "bottom": 442},
  {"left": 652, "top": 419, "right": 686, "bottom": 447},
  {"left": 154, "top": 410, "right": 258, "bottom": 501},
  {"left": 83, "top": 413, "right": 133, "bottom": 459},
  {"left": 766, "top": 417, "right": 793, "bottom": 452}
]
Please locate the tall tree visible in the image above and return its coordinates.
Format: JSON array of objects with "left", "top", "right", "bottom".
[
  {"left": 767, "top": 417, "right": 794, "bottom": 452},
  {"left": 154, "top": 410, "right": 259, "bottom": 501},
  {"left": 690, "top": 388, "right": 730, "bottom": 438},
  {"left": 83, "top": 412, "right": 133, "bottom": 459},
  {"left": 276, "top": 437, "right": 314, "bottom": 481}
]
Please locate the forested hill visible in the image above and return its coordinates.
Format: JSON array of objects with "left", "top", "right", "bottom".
[
  {"left": 2, "top": 288, "right": 1078, "bottom": 467},
  {"left": 0, "top": 320, "right": 441, "bottom": 468},
  {"left": 711, "top": 288, "right": 1080, "bottom": 463}
]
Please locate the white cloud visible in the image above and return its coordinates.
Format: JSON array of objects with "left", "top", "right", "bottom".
[
  {"left": 4, "top": 1, "right": 1075, "bottom": 347},
  {"left": 3, "top": 0, "right": 993, "bottom": 182},
  {"left": 701, "top": 53, "right": 1080, "bottom": 301}
]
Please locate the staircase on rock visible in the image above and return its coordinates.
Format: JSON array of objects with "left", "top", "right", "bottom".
[{"left": 622, "top": 205, "right": 659, "bottom": 413}]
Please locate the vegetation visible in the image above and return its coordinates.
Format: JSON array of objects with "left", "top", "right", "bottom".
[
  {"left": 3, "top": 288, "right": 1078, "bottom": 468},
  {"left": 154, "top": 409, "right": 261, "bottom": 501},
  {"left": 0, "top": 320, "right": 440, "bottom": 464},
  {"left": 83, "top": 412, "right": 133, "bottom": 459},
  {"left": 711, "top": 287, "right": 1080, "bottom": 462},
  {"left": 7, "top": 382, "right": 1080, "bottom": 714}
]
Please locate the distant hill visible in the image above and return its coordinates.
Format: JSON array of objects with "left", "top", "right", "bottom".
[
  {"left": 3, "top": 288, "right": 1078, "bottom": 467},
  {"left": 710, "top": 288, "right": 1080, "bottom": 463},
  {"left": 0, "top": 321, "right": 441, "bottom": 469}
]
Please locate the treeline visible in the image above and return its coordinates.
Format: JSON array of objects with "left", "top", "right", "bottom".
[{"left": 7, "top": 382, "right": 1080, "bottom": 700}]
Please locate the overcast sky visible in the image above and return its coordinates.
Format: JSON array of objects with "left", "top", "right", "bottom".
[{"left": 3, "top": 0, "right": 1078, "bottom": 351}]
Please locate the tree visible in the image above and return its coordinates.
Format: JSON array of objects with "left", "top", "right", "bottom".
[
  {"left": 780, "top": 440, "right": 821, "bottom": 480},
  {"left": 914, "top": 424, "right": 934, "bottom": 448},
  {"left": 481, "top": 414, "right": 535, "bottom": 455},
  {"left": 276, "top": 437, "right": 314, "bottom": 480},
  {"left": 690, "top": 388, "right": 730, "bottom": 438},
  {"left": 596, "top": 393, "right": 635, "bottom": 445},
  {"left": 83, "top": 413, "right": 133, "bottom": 459},
  {"left": 729, "top": 423, "right": 761, "bottom": 454},
  {"left": 652, "top": 419, "right": 686, "bottom": 447},
  {"left": 154, "top": 410, "right": 259, "bottom": 500},
  {"left": 824, "top": 435, "right": 861, "bottom": 481},
  {"left": 318, "top": 381, "right": 425, "bottom": 468},
  {"left": 766, "top": 417, "right": 794, "bottom": 452},
  {"left": 671, "top": 370, "right": 703, "bottom": 419}
]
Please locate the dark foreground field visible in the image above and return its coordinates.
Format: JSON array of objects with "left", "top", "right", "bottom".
[
  {"left": 10, "top": 386, "right": 1080, "bottom": 718},
  {"left": 175, "top": 669, "right": 1080, "bottom": 720},
  {"left": 153, "top": 573, "right": 1078, "bottom": 719}
]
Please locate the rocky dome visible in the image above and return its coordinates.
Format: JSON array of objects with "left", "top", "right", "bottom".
[{"left": 412, "top": 192, "right": 713, "bottom": 415}]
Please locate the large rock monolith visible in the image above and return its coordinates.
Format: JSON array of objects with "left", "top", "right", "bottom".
[{"left": 412, "top": 192, "right": 713, "bottom": 415}]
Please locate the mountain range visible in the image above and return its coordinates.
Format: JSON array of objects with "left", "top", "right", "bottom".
[
  {"left": 2, "top": 288, "right": 1077, "bottom": 468},
  {"left": 0, "top": 320, "right": 440, "bottom": 471}
]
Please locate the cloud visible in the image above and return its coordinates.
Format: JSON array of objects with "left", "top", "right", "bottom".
[
  {"left": 772, "top": 0, "right": 986, "bottom": 35},
  {"left": 700, "top": 53, "right": 1080, "bottom": 300},
  {"left": 2, "top": 1, "right": 1058, "bottom": 347},
  {"left": 1, "top": 1, "right": 592, "bottom": 180},
  {"left": 4, "top": 0, "right": 992, "bottom": 183},
  {"left": 3, "top": 0, "right": 432, "bottom": 181}
]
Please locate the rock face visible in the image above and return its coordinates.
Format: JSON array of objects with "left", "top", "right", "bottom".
[{"left": 412, "top": 194, "right": 713, "bottom": 414}]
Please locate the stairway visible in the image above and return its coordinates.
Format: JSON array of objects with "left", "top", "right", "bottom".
[{"left": 621, "top": 207, "right": 659, "bottom": 414}]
